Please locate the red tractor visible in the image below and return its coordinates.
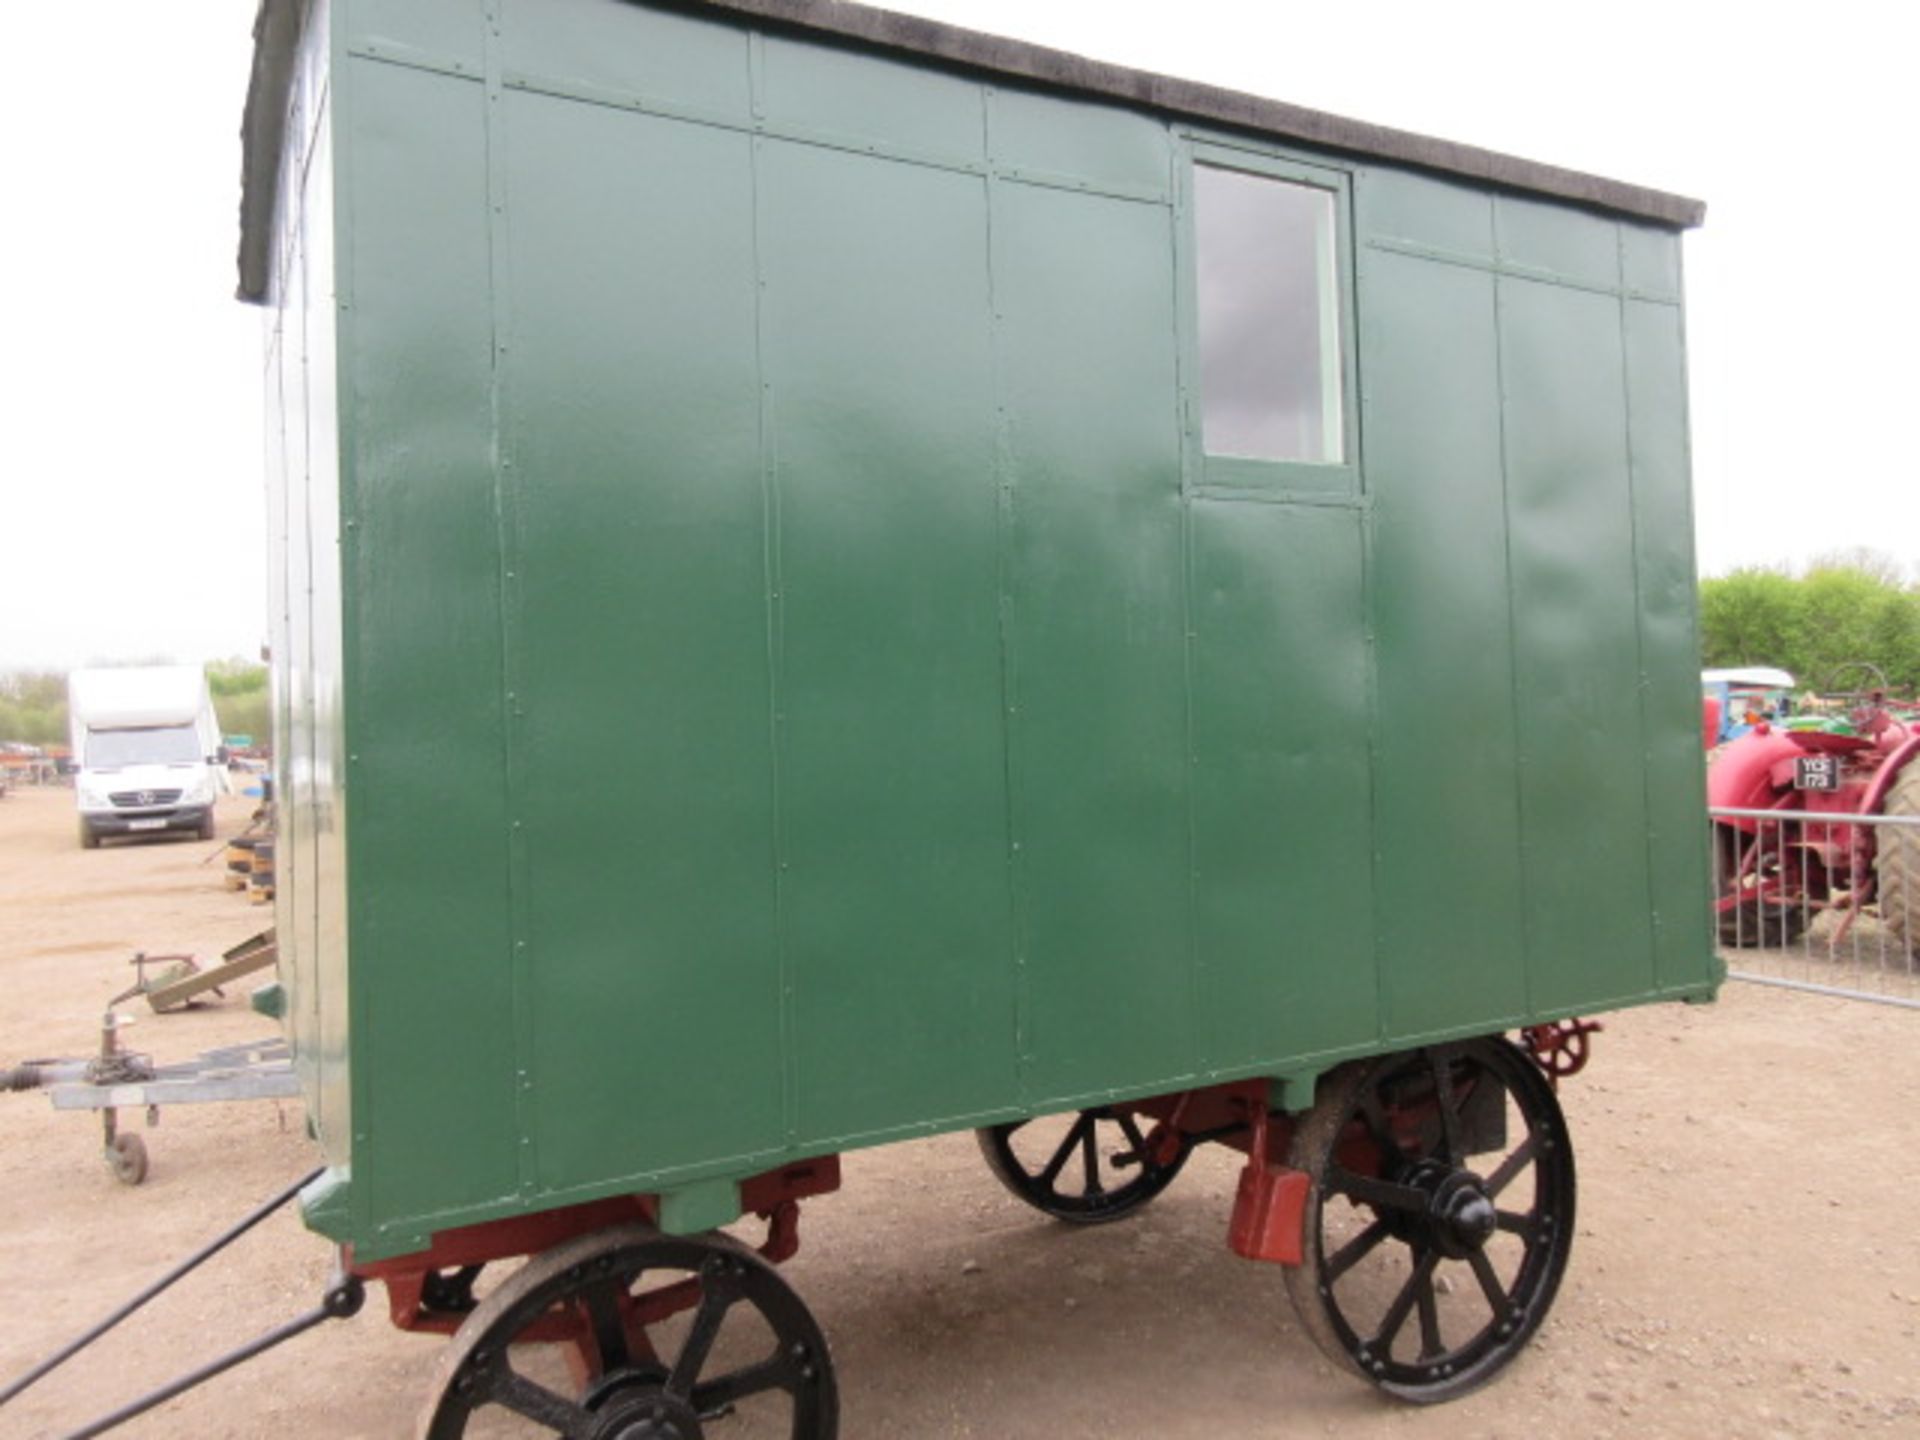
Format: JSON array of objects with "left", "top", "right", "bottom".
[{"left": 1707, "top": 666, "right": 1920, "bottom": 950}]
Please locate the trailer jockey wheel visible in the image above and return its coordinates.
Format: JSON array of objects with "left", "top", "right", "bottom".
[
  {"left": 1284, "top": 1038, "right": 1575, "bottom": 1403},
  {"left": 975, "top": 1106, "right": 1192, "bottom": 1224},
  {"left": 107, "top": 1133, "right": 149, "bottom": 1186},
  {"left": 418, "top": 1224, "right": 837, "bottom": 1439}
]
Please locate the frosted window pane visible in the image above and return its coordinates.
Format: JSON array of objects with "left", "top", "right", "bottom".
[{"left": 1195, "top": 165, "right": 1342, "bottom": 464}]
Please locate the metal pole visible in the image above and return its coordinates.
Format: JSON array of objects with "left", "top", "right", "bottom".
[
  {"left": 56, "top": 1276, "right": 363, "bottom": 1440},
  {"left": 1709, "top": 805, "right": 1920, "bottom": 827},
  {"left": 1726, "top": 969, "right": 1920, "bottom": 1012},
  {"left": 0, "top": 1166, "right": 322, "bottom": 1407}
]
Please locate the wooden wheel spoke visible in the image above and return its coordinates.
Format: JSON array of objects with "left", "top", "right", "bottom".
[
  {"left": 1494, "top": 1208, "right": 1536, "bottom": 1239},
  {"left": 1483, "top": 1134, "right": 1537, "bottom": 1199},
  {"left": 1467, "top": 1247, "right": 1511, "bottom": 1320},
  {"left": 1038, "top": 1114, "right": 1090, "bottom": 1190},
  {"left": 581, "top": 1278, "right": 631, "bottom": 1374},
  {"left": 1373, "top": 1249, "right": 1439, "bottom": 1350},
  {"left": 1322, "top": 1216, "right": 1392, "bottom": 1283},
  {"left": 1429, "top": 1049, "right": 1464, "bottom": 1164},
  {"left": 665, "top": 1284, "right": 732, "bottom": 1401},
  {"left": 1356, "top": 1091, "right": 1402, "bottom": 1160},
  {"left": 692, "top": 1351, "right": 797, "bottom": 1410},
  {"left": 1415, "top": 1267, "right": 1444, "bottom": 1360},
  {"left": 1114, "top": 1110, "right": 1152, "bottom": 1169},
  {"left": 1327, "top": 1165, "right": 1426, "bottom": 1214},
  {"left": 1080, "top": 1119, "right": 1104, "bottom": 1196},
  {"left": 488, "top": 1369, "right": 591, "bottom": 1431}
]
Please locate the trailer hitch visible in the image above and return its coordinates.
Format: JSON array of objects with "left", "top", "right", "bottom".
[{"left": 0, "top": 1166, "right": 362, "bottom": 1439}]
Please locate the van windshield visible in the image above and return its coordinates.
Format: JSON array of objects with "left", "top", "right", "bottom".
[{"left": 86, "top": 725, "right": 202, "bottom": 769}]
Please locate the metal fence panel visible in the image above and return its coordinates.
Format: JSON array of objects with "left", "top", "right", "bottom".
[{"left": 1710, "top": 805, "right": 1920, "bottom": 1008}]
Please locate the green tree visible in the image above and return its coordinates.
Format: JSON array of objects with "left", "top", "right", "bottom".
[
  {"left": 1796, "top": 566, "right": 1897, "bottom": 688},
  {"left": 1699, "top": 568, "right": 1801, "bottom": 669},
  {"left": 1806, "top": 547, "right": 1910, "bottom": 587},
  {"left": 1867, "top": 588, "right": 1920, "bottom": 694},
  {"left": 0, "top": 670, "right": 68, "bottom": 747},
  {"left": 213, "top": 687, "right": 271, "bottom": 744},
  {"left": 206, "top": 657, "right": 269, "bottom": 699},
  {"left": 1700, "top": 557, "right": 1920, "bottom": 698}
]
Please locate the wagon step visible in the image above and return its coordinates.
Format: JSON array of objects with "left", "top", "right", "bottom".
[{"left": 0, "top": 1166, "right": 363, "bottom": 1439}]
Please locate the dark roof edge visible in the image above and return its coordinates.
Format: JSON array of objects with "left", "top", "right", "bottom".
[
  {"left": 237, "top": 0, "right": 303, "bottom": 304},
  {"left": 698, "top": 0, "right": 1706, "bottom": 230},
  {"left": 236, "top": 0, "right": 1702, "bottom": 302}
]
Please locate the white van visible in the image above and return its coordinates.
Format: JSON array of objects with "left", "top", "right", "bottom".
[{"left": 67, "top": 666, "right": 225, "bottom": 848}]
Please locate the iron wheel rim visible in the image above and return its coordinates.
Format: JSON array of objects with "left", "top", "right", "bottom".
[
  {"left": 976, "top": 1106, "right": 1191, "bottom": 1224},
  {"left": 1285, "top": 1039, "right": 1575, "bottom": 1403},
  {"left": 418, "top": 1224, "right": 836, "bottom": 1439}
]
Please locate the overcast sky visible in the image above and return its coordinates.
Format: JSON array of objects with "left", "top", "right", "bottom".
[{"left": 1, "top": 1, "right": 1912, "bottom": 671}]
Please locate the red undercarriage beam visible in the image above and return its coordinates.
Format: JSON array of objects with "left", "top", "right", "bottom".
[
  {"left": 1132, "top": 1079, "right": 1312, "bottom": 1267},
  {"left": 353, "top": 1155, "right": 842, "bottom": 1335}
]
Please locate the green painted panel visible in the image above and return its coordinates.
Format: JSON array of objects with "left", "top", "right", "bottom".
[
  {"left": 1499, "top": 278, "right": 1655, "bottom": 1012},
  {"left": 502, "top": 96, "right": 784, "bottom": 1186},
  {"left": 1361, "top": 250, "right": 1528, "bottom": 1035},
  {"left": 993, "top": 184, "right": 1191, "bottom": 1103},
  {"left": 989, "top": 85, "right": 1170, "bottom": 196},
  {"left": 500, "top": 0, "right": 751, "bottom": 120},
  {"left": 1621, "top": 223, "right": 1682, "bottom": 300},
  {"left": 1359, "top": 166, "right": 1493, "bottom": 260},
  {"left": 342, "top": 0, "right": 482, "bottom": 70},
  {"left": 301, "top": 89, "right": 352, "bottom": 1159},
  {"left": 760, "top": 32, "right": 984, "bottom": 163},
  {"left": 263, "top": 321, "right": 297, "bottom": 1086},
  {"left": 1191, "top": 503, "right": 1375, "bottom": 1069},
  {"left": 341, "top": 61, "right": 521, "bottom": 1225},
  {"left": 1497, "top": 194, "right": 1620, "bottom": 290},
  {"left": 1624, "top": 299, "right": 1714, "bottom": 988},
  {"left": 282, "top": 179, "right": 317, "bottom": 1142},
  {"left": 277, "top": 0, "right": 1719, "bottom": 1254},
  {"left": 758, "top": 142, "right": 1016, "bottom": 1140}
]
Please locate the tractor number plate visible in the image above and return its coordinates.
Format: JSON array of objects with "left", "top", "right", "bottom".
[{"left": 1794, "top": 755, "right": 1843, "bottom": 792}]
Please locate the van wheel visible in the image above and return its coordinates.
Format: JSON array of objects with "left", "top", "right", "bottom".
[
  {"left": 79, "top": 821, "right": 101, "bottom": 850},
  {"left": 198, "top": 812, "right": 217, "bottom": 841}
]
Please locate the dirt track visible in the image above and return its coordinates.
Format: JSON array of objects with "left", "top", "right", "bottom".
[{"left": 1, "top": 780, "right": 1917, "bottom": 1439}]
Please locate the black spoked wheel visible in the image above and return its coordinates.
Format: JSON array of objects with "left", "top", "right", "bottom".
[
  {"left": 418, "top": 1223, "right": 836, "bottom": 1439},
  {"left": 976, "top": 1107, "right": 1191, "bottom": 1225},
  {"left": 1284, "top": 1038, "right": 1575, "bottom": 1403}
]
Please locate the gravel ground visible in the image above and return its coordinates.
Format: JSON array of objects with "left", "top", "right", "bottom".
[{"left": 1, "top": 780, "right": 1917, "bottom": 1439}]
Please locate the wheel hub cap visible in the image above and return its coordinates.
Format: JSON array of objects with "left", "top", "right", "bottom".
[
  {"left": 1419, "top": 1167, "right": 1497, "bottom": 1259},
  {"left": 590, "top": 1388, "right": 703, "bottom": 1440}
]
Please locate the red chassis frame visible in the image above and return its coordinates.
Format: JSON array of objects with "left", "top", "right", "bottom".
[{"left": 353, "top": 1034, "right": 1593, "bottom": 1348}]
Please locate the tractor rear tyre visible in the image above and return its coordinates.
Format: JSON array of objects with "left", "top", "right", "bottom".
[
  {"left": 1716, "top": 898, "right": 1808, "bottom": 949},
  {"left": 1875, "top": 759, "right": 1920, "bottom": 954}
]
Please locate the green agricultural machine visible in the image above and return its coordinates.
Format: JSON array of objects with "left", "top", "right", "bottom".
[{"left": 230, "top": 0, "right": 1720, "bottom": 1430}]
